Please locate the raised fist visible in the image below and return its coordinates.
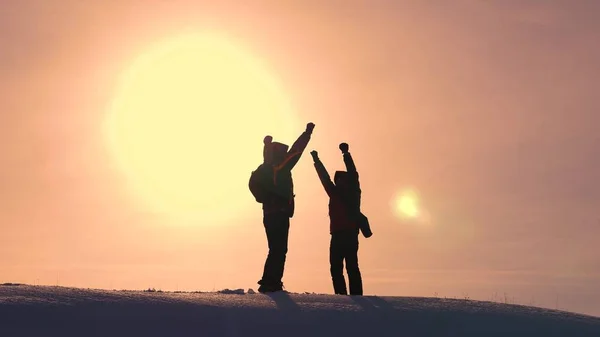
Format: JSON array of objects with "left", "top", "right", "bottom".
[
  {"left": 339, "top": 142, "right": 349, "bottom": 154},
  {"left": 310, "top": 150, "right": 319, "bottom": 161},
  {"left": 306, "top": 122, "right": 315, "bottom": 133}
]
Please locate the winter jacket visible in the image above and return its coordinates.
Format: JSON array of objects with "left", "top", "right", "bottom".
[
  {"left": 261, "top": 131, "right": 312, "bottom": 217},
  {"left": 314, "top": 152, "right": 362, "bottom": 234}
]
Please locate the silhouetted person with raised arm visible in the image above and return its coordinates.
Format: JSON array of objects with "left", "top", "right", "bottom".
[
  {"left": 311, "top": 142, "right": 371, "bottom": 296},
  {"left": 251, "top": 122, "right": 315, "bottom": 293}
]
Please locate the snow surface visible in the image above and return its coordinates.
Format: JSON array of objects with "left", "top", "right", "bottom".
[{"left": 0, "top": 284, "right": 599, "bottom": 337}]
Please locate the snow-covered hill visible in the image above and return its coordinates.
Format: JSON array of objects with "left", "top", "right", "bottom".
[{"left": 0, "top": 284, "right": 598, "bottom": 336}]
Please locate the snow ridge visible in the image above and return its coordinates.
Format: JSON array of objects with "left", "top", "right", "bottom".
[{"left": 0, "top": 284, "right": 599, "bottom": 337}]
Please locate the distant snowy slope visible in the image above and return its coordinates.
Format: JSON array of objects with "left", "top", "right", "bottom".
[{"left": 0, "top": 284, "right": 599, "bottom": 337}]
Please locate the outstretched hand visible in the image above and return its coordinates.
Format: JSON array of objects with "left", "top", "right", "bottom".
[
  {"left": 306, "top": 122, "right": 315, "bottom": 133},
  {"left": 339, "top": 142, "right": 349, "bottom": 154},
  {"left": 310, "top": 150, "right": 319, "bottom": 161}
]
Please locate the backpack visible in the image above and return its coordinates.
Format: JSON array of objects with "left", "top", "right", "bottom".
[
  {"left": 356, "top": 212, "right": 372, "bottom": 238},
  {"left": 340, "top": 186, "right": 372, "bottom": 238},
  {"left": 249, "top": 163, "right": 275, "bottom": 203}
]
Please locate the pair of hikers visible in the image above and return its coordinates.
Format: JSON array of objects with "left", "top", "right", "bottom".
[{"left": 249, "top": 122, "right": 372, "bottom": 295}]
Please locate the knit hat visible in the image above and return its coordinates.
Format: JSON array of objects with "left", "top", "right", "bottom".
[
  {"left": 263, "top": 136, "right": 273, "bottom": 163},
  {"left": 263, "top": 136, "right": 289, "bottom": 165}
]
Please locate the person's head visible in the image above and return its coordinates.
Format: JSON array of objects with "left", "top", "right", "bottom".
[
  {"left": 270, "top": 142, "right": 289, "bottom": 165},
  {"left": 334, "top": 171, "right": 350, "bottom": 188},
  {"left": 263, "top": 136, "right": 289, "bottom": 165}
]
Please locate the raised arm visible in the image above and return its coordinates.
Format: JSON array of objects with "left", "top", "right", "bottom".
[
  {"left": 343, "top": 153, "right": 357, "bottom": 173},
  {"left": 339, "top": 143, "right": 360, "bottom": 189},
  {"left": 275, "top": 123, "right": 315, "bottom": 172},
  {"left": 311, "top": 150, "right": 334, "bottom": 196}
]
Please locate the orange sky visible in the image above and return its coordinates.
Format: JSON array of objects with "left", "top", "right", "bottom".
[{"left": 1, "top": 0, "right": 599, "bottom": 316}]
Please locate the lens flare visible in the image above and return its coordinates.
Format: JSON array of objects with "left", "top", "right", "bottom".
[{"left": 393, "top": 189, "right": 421, "bottom": 220}]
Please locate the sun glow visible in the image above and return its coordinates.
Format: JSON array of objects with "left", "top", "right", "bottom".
[
  {"left": 105, "top": 33, "right": 297, "bottom": 223},
  {"left": 394, "top": 189, "right": 421, "bottom": 220}
]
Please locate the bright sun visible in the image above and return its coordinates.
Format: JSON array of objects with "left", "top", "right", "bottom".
[{"left": 105, "top": 33, "right": 297, "bottom": 223}]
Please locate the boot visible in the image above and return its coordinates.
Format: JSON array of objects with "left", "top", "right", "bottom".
[{"left": 257, "top": 280, "right": 284, "bottom": 293}]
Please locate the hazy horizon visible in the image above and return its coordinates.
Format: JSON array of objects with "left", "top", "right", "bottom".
[{"left": 1, "top": 0, "right": 599, "bottom": 316}]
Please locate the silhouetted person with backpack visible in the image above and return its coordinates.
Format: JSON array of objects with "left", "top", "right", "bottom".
[
  {"left": 249, "top": 122, "right": 315, "bottom": 293},
  {"left": 310, "top": 142, "right": 371, "bottom": 296}
]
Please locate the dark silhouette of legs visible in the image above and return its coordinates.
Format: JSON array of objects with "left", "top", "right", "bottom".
[
  {"left": 330, "top": 229, "right": 363, "bottom": 295},
  {"left": 259, "top": 212, "right": 290, "bottom": 292},
  {"left": 345, "top": 233, "right": 363, "bottom": 295},
  {"left": 330, "top": 234, "right": 348, "bottom": 295}
]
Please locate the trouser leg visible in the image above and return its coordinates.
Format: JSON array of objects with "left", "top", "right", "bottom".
[
  {"left": 345, "top": 230, "right": 363, "bottom": 295},
  {"left": 330, "top": 233, "right": 347, "bottom": 295},
  {"left": 261, "top": 212, "right": 290, "bottom": 286}
]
